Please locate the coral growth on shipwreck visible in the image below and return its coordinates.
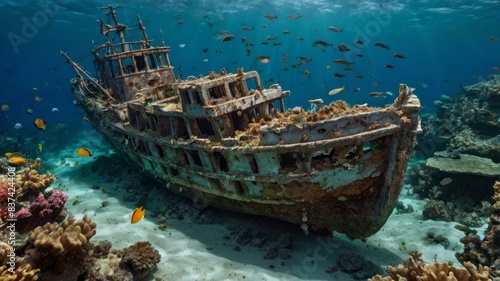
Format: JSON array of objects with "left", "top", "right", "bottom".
[
  {"left": 0, "top": 158, "right": 161, "bottom": 280},
  {"left": 1, "top": 75, "right": 500, "bottom": 280}
]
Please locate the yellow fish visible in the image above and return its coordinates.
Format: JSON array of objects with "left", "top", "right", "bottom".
[
  {"left": 83, "top": 116, "right": 89, "bottom": 122},
  {"left": 38, "top": 143, "right": 43, "bottom": 152},
  {"left": 1, "top": 104, "right": 9, "bottom": 111},
  {"left": 34, "top": 118, "right": 46, "bottom": 130},
  {"left": 5, "top": 151, "right": 22, "bottom": 159},
  {"left": 131, "top": 206, "right": 145, "bottom": 224},
  {"left": 34, "top": 96, "right": 42, "bottom": 103},
  {"left": 27, "top": 108, "right": 33, "bottom": 114},
  {"left": 328, "top": 86, "right": 346, "bottom": 96},
  {"left": 8, "top": 156, "right": 29, "bottom": 167},
  {"left": 75, "top": 147, "right": 92, "bottom": 157}
]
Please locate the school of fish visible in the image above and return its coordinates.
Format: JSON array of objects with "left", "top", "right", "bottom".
[{"left": 185, "top": 12, "right": 420, "bottom": 99}]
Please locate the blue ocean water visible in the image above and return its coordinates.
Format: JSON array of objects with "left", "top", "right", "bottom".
[
  {"left": 0, "top": 0, "right": 499, "bottom": 140},
  {"left": 0, "top": 2, "right": 499, "bottom": 280}
]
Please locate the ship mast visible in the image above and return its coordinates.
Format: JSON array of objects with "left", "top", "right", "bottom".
[
  {"left": 100, "top": 5, "right": 129, "bottom": 53},
  {"left": 136, "top": 15, "right": 151, "bottom": 48}
]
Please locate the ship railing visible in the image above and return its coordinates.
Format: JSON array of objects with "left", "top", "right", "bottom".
[
  {"left": 61, "top": 51, "right": 114, "bottom": 101},
  {"left": 93, "top": 40, "right": 156, "bottom": 57}
]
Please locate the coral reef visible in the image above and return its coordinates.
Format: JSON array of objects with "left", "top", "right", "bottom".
[
  {"left": 407, "top": 162, "right": 495, "bottom": 203},
  {"left": 422, "top": 200, "right": 483, "bottom": 227},
  {"left": 15, "top": 190, "right": 68, "bottom": 233},
  {"left": 422, "top": 74, "right": 500, "bottom": 162},
  {"left": 0, "top": 176, "right": 15, "bottom": 221},
  {"left": 15, "top": 165, "right": 56, "bottom": 191},
  {"left": 457, "top": 181, "right": 500, "bottom": 277},
  {"left": 0, "top": 241, "right": 13, "bottom": 266},
  {"left": 82, "top": 240, "right": 161, "bottom": 281},
  {"left": 120, "top": 241, "right": 161, "bottom": 280},
  {"left": 426, "top": 154, "right": 500, "bottom": 177},
  {"left": 425, "top": 232, "right": 450, "bottom": 249},
  {"left": 369, "top": 251, "right": 491, "bottom": 281},
  {"left": 0, "top": 264, "right": 40, "bottom": 281},
  {"left": 411, "top": 75, "right": 500, "bottom": 229},
  {"left": 0, "top": 157, "right": 57, "bottom": 224},
  {"left": 0, "top": 157, "right": 162, "bottom": 280},
  {"left": 406, "top": 162, "right": 492, "bottom": 227},
  {"left": 20, "top": 215, "right": 97, "bottom": 280},
  {"left": 422, "top": 200, "right": 458, "bottom": 222},
  {"left": 28, "top": 214, "right": 96, "bottom": 255},
  {"left": 7, "top": 213, "right": 162, "bottom": 281}
]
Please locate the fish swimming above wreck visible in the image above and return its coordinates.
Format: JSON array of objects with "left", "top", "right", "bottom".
[{"left": 61, "top": 5, "right": 422, "bottom": 239}]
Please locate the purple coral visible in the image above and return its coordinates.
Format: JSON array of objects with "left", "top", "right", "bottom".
[{"left": 15, "top": 190, "right": 68, "bottom": 233}]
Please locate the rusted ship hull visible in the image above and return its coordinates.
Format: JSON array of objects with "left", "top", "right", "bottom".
[
  {"left": 68, "top": 76, "right": 419, "bottom": 238},
  {"left": 62, "top": 6, "right": 421, "bottom": 239}
]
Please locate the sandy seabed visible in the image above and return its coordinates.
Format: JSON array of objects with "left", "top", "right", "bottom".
[{"left": 44, "top": 140, "right": 485, "bottom": 281}]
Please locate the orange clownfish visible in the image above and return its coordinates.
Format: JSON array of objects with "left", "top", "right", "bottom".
[
  {"left": 75, "top": 147, "right": 92, "bottom": 157},
  {"left": 34, "top": 118, "right": 46, "bottom": 130},
  {"left": 131, "top": 206, "right": 145, "bottom": 224}
]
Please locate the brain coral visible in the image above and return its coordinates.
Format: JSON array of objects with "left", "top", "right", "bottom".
[{"left": 28, "top": 214, "right": 96, "bottom": 255}]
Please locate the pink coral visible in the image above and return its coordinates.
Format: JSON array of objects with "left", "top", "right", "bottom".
[
  {"left": 15, "top": 190, "right": 68, "bottom": 233},
  {"left": 0, "top": 178, "right": 14, "bottom": 220}
]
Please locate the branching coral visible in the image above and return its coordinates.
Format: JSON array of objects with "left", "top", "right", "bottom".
[
  {"left": 0, "top": 264, "right": 40, "bottom": 281},
  {"left": 369, "top": 251, "right": 491, "bottom": 281},
  {"left": 15, "top": 190, "right": 68, "bottom": 233}
]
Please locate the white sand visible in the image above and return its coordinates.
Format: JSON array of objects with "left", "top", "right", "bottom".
[{"left": 41, "top": 135, "right": 486, "bottom": 281}]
